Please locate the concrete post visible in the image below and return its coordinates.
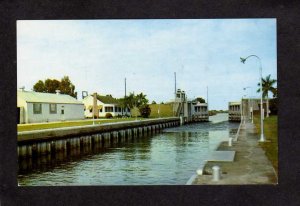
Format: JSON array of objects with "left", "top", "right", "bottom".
[
  {"left": 212, "top": 165, "right": 221, "bottom": 181},
  {"left": 228, "top": 138, "right": 233, "bottom": 147},
  {"left": 27, "top": 145, "right": 32, "bottom": 157},
  {"left": 46, "top": 142, "right": 51, "bottom": 154},
  {"left": 32, "top": 144, "right": 37, "bottom": 157},
  {"left": 20, "top": 145, "right": 27, "bottom": 158},
  {"left": 180, "top": 116, "right": 184, "bottom": 126},
  {"left": 37, "top": 143, "right": 42, "bottom": 154}
]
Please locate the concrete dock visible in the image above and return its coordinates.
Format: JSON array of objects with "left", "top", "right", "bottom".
[{"left": 191, "top": 120, "right": 278, "bottom": 185}]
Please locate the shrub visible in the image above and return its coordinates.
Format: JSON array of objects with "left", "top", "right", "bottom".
[
  {"left": 139, "top": 104, "right": 151, "bottom": 118},
  {"left": 269, "top": 98, "right": 278, "bottom": 115},
  {"left": 105, "top": 113, "right": 113, "bottom": 118}
]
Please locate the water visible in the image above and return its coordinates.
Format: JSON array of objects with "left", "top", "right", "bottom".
[{"left": 18, "top": 113, "right": 239, "bottom": 186}]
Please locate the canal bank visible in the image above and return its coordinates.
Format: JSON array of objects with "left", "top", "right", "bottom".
[
  {"left": 18, "top": 113, "right": 238, "bottom": 185},
  {"left": 190, "top": 120, "right": 278, "bottom": 185},
  {"left": 17, "top": 117, "right": 180, "bottom": 158}
]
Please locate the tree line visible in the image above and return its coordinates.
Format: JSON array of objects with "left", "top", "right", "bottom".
[
  {"left": 33, "top": 76, "right": 77, "bottom": 98},
  {"left": 119, "top": 92, "right": 151, "bottom": 118}
]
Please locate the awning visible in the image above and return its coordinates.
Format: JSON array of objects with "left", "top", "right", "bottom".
[{"left": 86, "top": 105, "right": 103, "bottom": 110}]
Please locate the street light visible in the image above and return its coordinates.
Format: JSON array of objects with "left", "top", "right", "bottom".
[
  {"left": 240, "top": 55, "right": 265, "bottom": 142},
  {"left": 241, "top": 95, "right": 247, "bottom": 124},
  {"left": 243, "top": 87, "right": 251, "bottom": 120}
]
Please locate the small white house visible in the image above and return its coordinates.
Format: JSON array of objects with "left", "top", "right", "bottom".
[
  {"left": 82, "top": 94, "right": 130, "bottom": 118},
  {"left": 17, "top": 90, "right": 84, "bottom": 124}
]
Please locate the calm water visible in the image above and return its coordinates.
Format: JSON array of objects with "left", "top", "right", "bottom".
[{"left": 18, "top": 113, "right": 239, "bottom": 186}]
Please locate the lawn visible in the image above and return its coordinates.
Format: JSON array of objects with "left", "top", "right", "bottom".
[
  {"left": 17, "top": 117, "right": 145, "bottom": 132},
  {"left": 18, "top": 103, "right": 174, "bottom": 132},
  {"left": 253, "top": 115, "right": 278, "bottom": 175},
  {"left": 149, "top": 103, "right": 174, "bottom": 118}
]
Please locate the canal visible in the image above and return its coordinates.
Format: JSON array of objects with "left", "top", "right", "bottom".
[{"left": 18, "top": 113, "right": 239, "bottom": 186}]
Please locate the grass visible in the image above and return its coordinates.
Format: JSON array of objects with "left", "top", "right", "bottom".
[
  {"left": 253, "top": 114, "right": 278, "bottom": 175},
  {"left": 18, "top": 103, "right": 174, "bottom": 132},
  {"left": 17, "top": 117, "right": 145, "bottom": 132},
  {"left": 149, "top": 103, "right": 174, "bottom": 118}
]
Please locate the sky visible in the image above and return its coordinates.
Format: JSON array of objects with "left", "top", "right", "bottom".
[{"left": 17, "top": 19, "right": 277, "bottom": 110}]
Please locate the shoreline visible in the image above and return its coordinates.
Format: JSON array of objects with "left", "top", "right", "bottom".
[{"left": 189, "top": 119, "right": 277, "bottom": 185}]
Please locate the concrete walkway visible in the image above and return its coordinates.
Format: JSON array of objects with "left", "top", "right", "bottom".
[{"left": 192, "top": 120, "right": 278, "bottom": 185}]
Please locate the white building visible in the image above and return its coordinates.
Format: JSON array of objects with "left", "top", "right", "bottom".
[
  {"left": 17, "top": 90, "right": 84, "bottom": 124},
  {"left": 173, "top": 89, "right": 209, "bottom": 122},
  {"left": 82, "top": 94, "right": 130, "bottom": 118},
  {"left": 228, "top": 101, "right": 241, "bottom": 121},
  {"left": 192, "top": 102, "right": 209, "bottom": 121}
]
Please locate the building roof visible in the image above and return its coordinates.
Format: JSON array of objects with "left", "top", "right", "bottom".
[
  {"left": 229, "top": 101, "right": 241, "bottom": 105},
  {"left": 18, "top": 90, "right": 83, "bottom": 104},
  {"left": 194, "top": 103, "right": 208, "bottom": 106},
  {"left": 94, "top": 94, "right": 120, "bottom": 105}
]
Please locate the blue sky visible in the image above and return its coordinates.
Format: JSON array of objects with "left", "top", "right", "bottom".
[{"left": 17, "top": 19, "right": 277, "bottom": 110}]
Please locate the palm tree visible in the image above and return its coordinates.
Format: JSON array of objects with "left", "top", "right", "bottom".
[
  {"left": 135, "top": 92, "right": 149, "bottom": 107},
  {"left": 257, "top": 74, "right": 277, "bottom": 117}
]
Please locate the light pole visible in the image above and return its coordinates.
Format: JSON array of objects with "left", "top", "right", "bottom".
[
  {"left": 240, "top": 55, "right": 265, "bottom": 142},
  {"left": 243, "top": 87, "right": 251, "bottom": 120}
]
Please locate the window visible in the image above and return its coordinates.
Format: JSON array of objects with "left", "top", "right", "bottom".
[
  {"left": 49, "top": 104, "right": 57, "bottom": 114},
  {"left": 61, "top": 109, "right": 64, "bottom": 114},
  {"left": 33, "top": 103, "right": 42, "bottom": 114},
  {"left": 105, "top": 106, "right": 113, "bottom": 112}
]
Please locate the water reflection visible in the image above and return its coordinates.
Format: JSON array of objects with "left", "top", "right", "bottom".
[{"left": 18, "top": 113, "right": 239, "bottom": 185}]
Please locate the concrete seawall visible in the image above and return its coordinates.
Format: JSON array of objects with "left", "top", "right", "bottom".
[
  {"left": 190, "top": 120, "right": 277, "bottom": 185},
  {"left": 17, "top": 117, "right": 180, "bottom": 158}
]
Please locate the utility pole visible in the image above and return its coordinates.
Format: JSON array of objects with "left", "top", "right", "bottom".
[
  {"left": 174, "top": 72, "right": 177, "bottom": 116},
  {"left": 123, "top": 78, "right": 126, "bottom": 116}
]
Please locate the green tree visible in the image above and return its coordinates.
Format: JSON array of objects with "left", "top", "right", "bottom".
[
  {"left": 257, "top": 74, "right": 277, "bottom": 117},
  {"left": 135, "top": 92, "right": 149, "bottom": 107},
  {"left": 33, "top": 80, "right": 46, "bottom": 92},
  {"left": 32, "top": 76, "right": 77, "bottom": 98},
  {"left": 59, "top": 76, "right": 77, "bottom": 98},
  {"left": 139, "top": 104, "right": 151, "bottom": 118},
  {"left": 121, "top": 92, "right": 149, "bottom": 109},
  {"left": 45, "top": 79, "right": 60, "bottom": 93},
  {"left": 193, "top": 97, "right": 206, "bottom": 103},
  {"left": 122, "top": 92, "right": 136, "bottom": 109},
  {"left": 272, "top": 87, "right": 278, "bottom": 98},
  {"left": 151, "top": 101, "right": 157, "bottom": 104}
]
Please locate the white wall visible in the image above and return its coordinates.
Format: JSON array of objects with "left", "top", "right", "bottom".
[
  {"left": 17, "top": 96, "right": 28, "bottom": 124},
  {"left": 82, "top": 96, "right": 131, "bottom": 118},
  {"left": 26, "top": 102, "right": 84, "bottom": 123}
]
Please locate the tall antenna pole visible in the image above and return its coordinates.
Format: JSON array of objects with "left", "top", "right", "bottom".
[
  {"left": 174, "top": 72, "right": 177, "bottom": 116},
  {"left": 124, "top": 78, "right": 126, "bottom": 116}
]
